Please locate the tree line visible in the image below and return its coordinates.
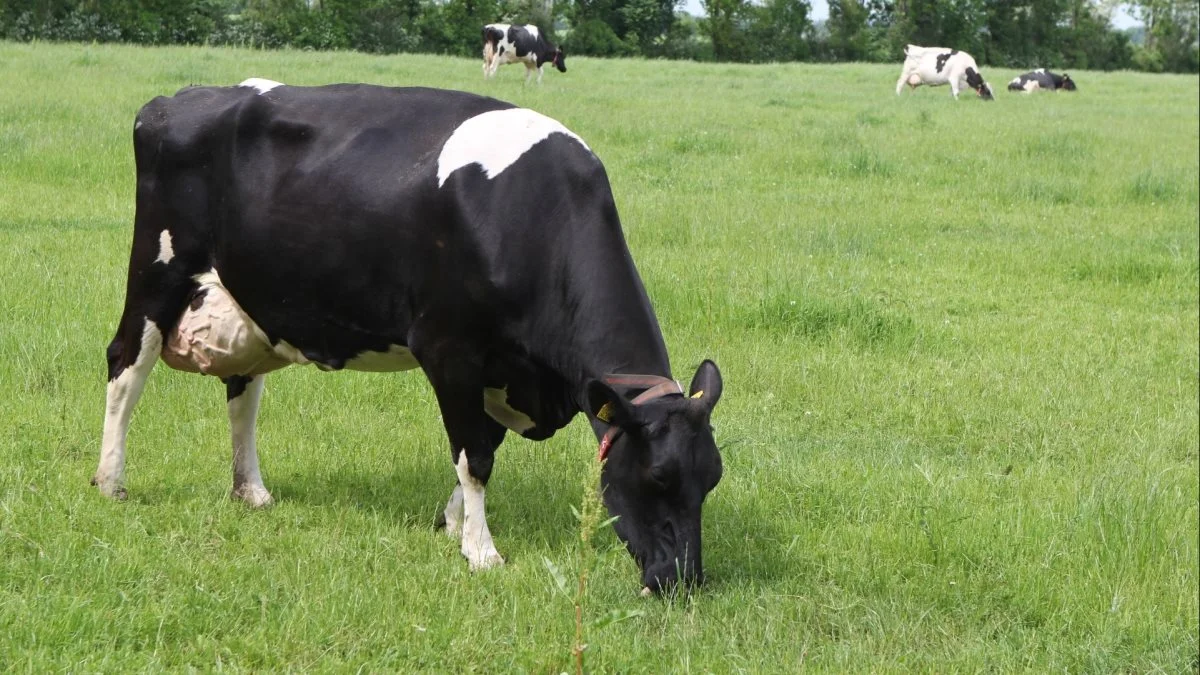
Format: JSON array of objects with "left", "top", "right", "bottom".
[{"left": 2, "top": 0, "right": 1196, "bottom": 72}]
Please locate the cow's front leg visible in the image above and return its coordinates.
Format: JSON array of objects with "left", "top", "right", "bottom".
[
  {"left": 416, "top": 342, "right": 509, "bottom": 570},
  {"left": 226, "top": 375, "right": 273, "bottom": 507},
  {"left": 454, "top": 447, "right": 503, "bottom": 570}
]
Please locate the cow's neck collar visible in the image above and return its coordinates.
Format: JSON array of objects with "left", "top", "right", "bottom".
[{"left": 597, "top": 374, "right": 683, "bottom": 461}]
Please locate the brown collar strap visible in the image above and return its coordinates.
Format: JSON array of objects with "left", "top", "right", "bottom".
[{"left": 598, "top": 374, "right": 683, "bottom": 461}]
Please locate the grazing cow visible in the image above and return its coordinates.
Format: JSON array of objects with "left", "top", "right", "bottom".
[
  {"left": 1007, "top": 69, "right": 1077, "bottom": 93},
  {"left": 482, "top": 23, "right": 566, "bottom": 85},
  {"left": 95, "top": 79, "right": 724, "bottom": 595},
  {"left": 895, "top": 44, "right": 995, "bottom": 100}
]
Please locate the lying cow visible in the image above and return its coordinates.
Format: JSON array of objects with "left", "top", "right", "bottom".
[
  {"left": 94, "top": 79, "right": 724, "bottom": 595},
  {"left": 895, "top": 44, "right": 995, "bottom": 100},
  {"left": 1008, "top": 69, "right": 1077, "bottom": 93},
  {"left": 482, "top": 23, "right": 566, "bottom": 85}
]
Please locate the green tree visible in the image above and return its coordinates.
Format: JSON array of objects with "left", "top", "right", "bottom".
[
  {"left": 826, "top": 0, "right": 870, "bottom": 59},
  {"left": 700, "top": 0, "right": 749, "bottom": 60},
  {"left": 744, "top": 0, "right": 812, "bottom": 61},
  {"left": 1135, "top": 0, "right": 1199, "bottom": 71}
]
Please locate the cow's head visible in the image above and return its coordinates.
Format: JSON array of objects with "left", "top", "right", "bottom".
[
  {"left": 1061, "top": 73, "right": 1077, "bottom": 91},
  {"left": 587, "top": 361, "right": 723, "bottom": 595},
  {"left": 966, "top": 67, "right": 994, "bottom": 100},
  {"left": 552, "top": 46, "right": 567, "bottom": 73}
]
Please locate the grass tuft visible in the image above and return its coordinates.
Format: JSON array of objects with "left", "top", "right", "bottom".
[
  {"left": 1127, "top": 169, "right": 1185, "bottom": 203},
  {"left": 746, "top": 293, "right": 917, "bottom": 349}
]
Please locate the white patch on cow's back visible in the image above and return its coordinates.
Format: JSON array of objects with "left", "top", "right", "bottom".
[
  {"left": 484, "top": 387, "right": 535, "bottom": 433},
  {"left": 525, "top": 25, "right": 540, "bottom": 38},
  {"left": 437, "top": 108, "right": 591, "bottom": 188},
  {"left": 238, "top": 78, "right": 283, "bottom": 95},
  {"left": 155, "top": 229, "right": 174, "bottom": 264}
]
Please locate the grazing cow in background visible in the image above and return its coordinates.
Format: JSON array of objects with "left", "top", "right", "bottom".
[
  {"left": 482, "top": 23, "right": 566, "bottom": 85},
  {"left": 896, "top": 44, "right": 995, "bottom": 100},
  {"left": 95, "top": 79, "right": 724, "bottom": 595},
  {"left": 1008, "top": 69, "right": 1077, "bottom": 93}
]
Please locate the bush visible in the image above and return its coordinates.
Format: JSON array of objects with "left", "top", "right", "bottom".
[{"left": 568, "top": 18, "right": 635, "bottom": 56}]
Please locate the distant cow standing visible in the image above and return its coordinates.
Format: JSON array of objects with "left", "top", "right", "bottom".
[
  {"left": 896, "top": 45, "right": 995, "bottom": 100},
  {"left": 482, "top": 24, "right": 566, "bottom": 85},
  {"left": 1008, "top": 69, "right": 1077, "bottom": 93}
]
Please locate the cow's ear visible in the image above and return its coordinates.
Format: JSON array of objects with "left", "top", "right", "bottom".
[
  {"left": 687, "top": 360, "right": 723, "bottom": 411},
  {"left": 587, "top": 380, "right": 640, "bottom": 428}
]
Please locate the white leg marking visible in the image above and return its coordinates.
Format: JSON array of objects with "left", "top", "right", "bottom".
[
  {"left": 95, "top": 319, "right": 162, "bottom": 498},
  {"left": 154, "top": 229, "right": 174, "bottom": 264},
  {"left": 455, "top": 452, "right": 503, "bottom": 570},
  {"left": 229, "top": 376, "right": 273, "bottom": 507},
  {"left": 443, "top": 483, "right": 464, "bottom": 538}
]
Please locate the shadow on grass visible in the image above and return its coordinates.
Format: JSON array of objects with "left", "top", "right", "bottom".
[
  {"left": 267, "top": 462, "right": 584, "bottom": 552},
  {"left": 698, "top": 495, "right": 800, "bottom": 590}
]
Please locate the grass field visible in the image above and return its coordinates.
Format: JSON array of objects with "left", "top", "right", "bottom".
[{"left": 0, "top": 40, "right": 1197, "bottom": 672}]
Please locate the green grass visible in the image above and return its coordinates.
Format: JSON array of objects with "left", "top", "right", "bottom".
[{"left": 1, "top": 41, "right": 1197, "bottom": 672}]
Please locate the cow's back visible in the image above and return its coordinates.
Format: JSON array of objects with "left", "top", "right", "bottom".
[{"left": 134, "top": 83, "right": 608, "bottom": 368}]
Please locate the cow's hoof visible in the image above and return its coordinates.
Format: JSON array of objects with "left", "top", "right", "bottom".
[
  {"left": 232, "top": 485, "right": 274, "bottom": 508},
  {"left": 465, "top": 548, "right": 505, "bottom": 572},
  {"left": 92, "top": 475, "right": 128, "bottom": 501}
]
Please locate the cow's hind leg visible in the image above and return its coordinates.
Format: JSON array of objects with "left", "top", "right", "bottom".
[
  {"left": 94, "top": 317, "right": 164, "bottom": 498},
  {"left": 95, "top": 188, "right": 205, "bottom": 499},
  {"left": 226, "top": 375, "right": 273, "bottom": 507}
]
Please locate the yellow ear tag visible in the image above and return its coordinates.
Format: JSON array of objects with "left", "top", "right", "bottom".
[
  {"left": 597, "top": 402, "right": 613, "bottom": 422},
  {"left": 691, "top": 390, "right": 704, "bottom": 399}
]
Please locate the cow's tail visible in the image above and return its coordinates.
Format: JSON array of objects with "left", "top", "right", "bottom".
[
  {"left": 482, "top": 28, "right": 495, "bottom": 61},
  {"left": 482, "top": 30, "right": 495, "bottom": 77}
]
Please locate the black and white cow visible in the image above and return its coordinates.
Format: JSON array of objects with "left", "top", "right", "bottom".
[
  {"left": 482, "top": 23, "right": 565, "bottom": 85},
  {"left": 95, "top": 79, "right": 723, "bottom": 595},
  {"left": 1007, "top": 69, "right": 1077, "bottom": 93},
  {"left": 895, "top": 44, "right": 995, "bottom": 100}
]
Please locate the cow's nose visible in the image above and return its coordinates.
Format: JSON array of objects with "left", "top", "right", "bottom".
[{"left": 642, "top": 562, "right": 703, "bottom": 595}]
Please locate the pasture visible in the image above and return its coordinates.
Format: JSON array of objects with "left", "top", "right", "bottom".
[{"left": 0, "top": 40, "right": 1197, "bottom": 671}]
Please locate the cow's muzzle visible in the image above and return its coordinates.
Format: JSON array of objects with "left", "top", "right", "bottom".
[{"left": 640, "top": 546, "right": 703, "bottom": 595}]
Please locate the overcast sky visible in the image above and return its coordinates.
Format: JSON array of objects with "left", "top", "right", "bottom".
[{"left": 679, "top": 0, "right": 1143, "bottom": 30}]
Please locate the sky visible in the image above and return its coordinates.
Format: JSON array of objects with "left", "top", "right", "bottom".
[{"left": 679, "top": 0, "right": 1143, "bottom": 30}]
